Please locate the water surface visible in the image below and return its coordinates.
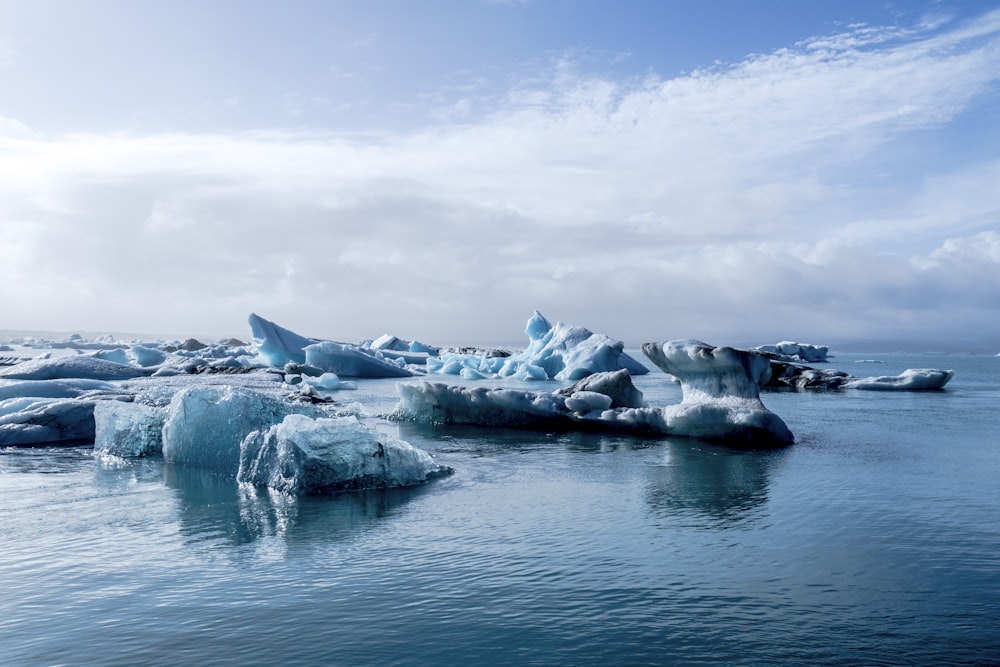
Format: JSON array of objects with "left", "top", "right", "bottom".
[{"left": 2, "top": 352, "right": 998, "bottom": 666}]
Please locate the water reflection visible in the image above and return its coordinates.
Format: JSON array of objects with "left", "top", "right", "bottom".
[
  {"left": 162, "top": 462, "right": 426, "bottom": 547},
  {"left": 645, "top": 438, "right": 787, "bottom": 528}
]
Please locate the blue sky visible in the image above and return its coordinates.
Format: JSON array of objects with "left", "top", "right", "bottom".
[{"left": 2, "top": 1, "right": 999, "bottom": 349}]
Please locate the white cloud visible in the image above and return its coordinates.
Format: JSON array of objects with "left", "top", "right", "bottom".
[{"left": 1, "top": 10, "right": 1000, "bottom": 348}]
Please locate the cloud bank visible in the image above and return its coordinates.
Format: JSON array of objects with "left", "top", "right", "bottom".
[{"left": 2, "top": 10, "right": 999, "bottom": 349}]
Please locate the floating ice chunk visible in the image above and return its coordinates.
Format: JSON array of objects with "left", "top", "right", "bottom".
[
  {"left": 642, "top": 340, "right": 794, "bottom": 445},
  {"left": 93, "top": 401, "right": 165, "bottom": 457},
  {"left": 0, "top": 397, "right": 96, "bottom": 445},
  {"left": 248, "top": 312, "right": 317, "bottom": 367},
  {"left": 238, "top": 414, "right": 448, "bottom": 494},
  {"left": 844, "top": 368, "right": 955, "bottom": 391},
  {"left": 162, "top": 385, "right": 319, "bottom": 475},
  {"left": 0, "top": 355, "right": 149, "bottom": 381},
  {"left": 754, "top": 341, "right": 830, "bottom": 363},
  {"left": 131, "top": 344, "right": 167, "bottom": 367},
  {"left": 304, "top": 341, "right": 414, "bottom": 378}
]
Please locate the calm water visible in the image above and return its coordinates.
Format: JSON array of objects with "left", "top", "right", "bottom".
[{"left": 2, "top": 352, "right": 999, "bottom": 666}]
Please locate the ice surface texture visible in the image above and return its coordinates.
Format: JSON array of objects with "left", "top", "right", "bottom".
[
  {"left": 239, "top": 414, "right": 447, "bottom": 494},
  {"left": 93, "top": 401, "right": 165, "bottom": 457}
]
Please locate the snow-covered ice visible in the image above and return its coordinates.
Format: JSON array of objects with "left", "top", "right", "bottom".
[{"left": 238, "top": 414, "right": 448, "bottom": 494}]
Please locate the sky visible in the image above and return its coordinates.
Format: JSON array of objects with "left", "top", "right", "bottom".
[{"left": 2, "top": 0, "right": 999, "bottom": 350}]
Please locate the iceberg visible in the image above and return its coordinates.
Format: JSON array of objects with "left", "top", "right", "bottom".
[
  {"left": 248, "top": 312, "right": 318, "bottom": 367},
  {"left": 427, "top": 311, "right": 648, "bottom": 381},
  {"left": 304, "top": 341, "right": 415, "bottom": 378},
  {"left": 643, "top": 340, "right": 794, "bottom": 445},
  {"left": 162, "top": 385, "right": 321, "bottom": 475},
  {"left": 238, "top": 413, "right": 448, "bottom": 494},
  {"left": 395, "top": 342, "right": 793, "bottom": 446},
  {"left": 0, "top": 355, "right": 149, "bottom": 381},
  {"left": 843, "top": 368, "right": 955, "bottom": 391},
  {"left": 93, "top": 401, "right": 166, "bottom": 457}
]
